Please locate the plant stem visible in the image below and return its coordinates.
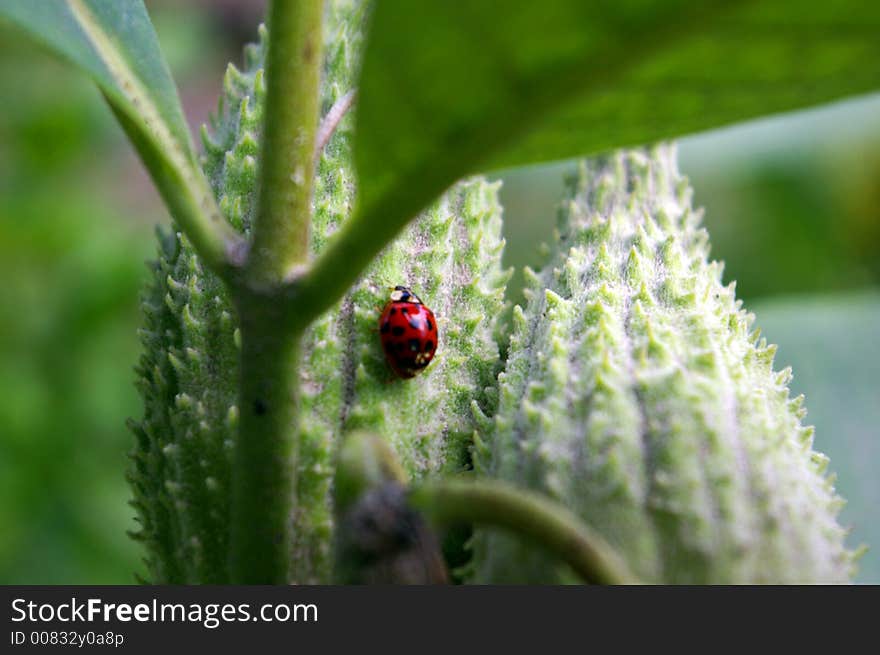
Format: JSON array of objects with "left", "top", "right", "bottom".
[
  {"left": 111, "top": 94, "right": 245, "bottom": 278},
  {"left": 230, "top": 291, "right": 303, "bottom": 583},
  {"left": 82, "top": 0, "right": 244, "bottom": 280},
  {"left": 247, "top": 0, "right": 324, "bottom": 286},
  {"left": 229, "top": 0, "right": 324, "bottom": 583},
  {"left": 287, "top": 177, "right": 434, "bottom": 321},
  {"left": 409, "top": 478, "right": 640, "bottom": 585}
]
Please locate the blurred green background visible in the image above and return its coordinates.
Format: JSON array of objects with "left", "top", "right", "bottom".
[{"left": 1, "top": 2, "right": 877, "bottom": 583}]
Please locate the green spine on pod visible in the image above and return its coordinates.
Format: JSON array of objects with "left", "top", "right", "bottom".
[
  {"left": 473, "top": 145, "right": 854, "bottom": 584},
  {"left": 128, "top": 0, "right": 509, "bottom": 583}
]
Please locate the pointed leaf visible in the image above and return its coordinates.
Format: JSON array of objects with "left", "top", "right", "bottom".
[
  {"left": 0, "top": 0, "right": 237, "bottom": 273},
  {"left": 1, "top": 0, "right": 192, "bottom": 157}
]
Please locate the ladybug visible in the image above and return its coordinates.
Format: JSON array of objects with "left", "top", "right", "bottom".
[{"left": 378, "top": 285, "right": 438, "bottom": 379}]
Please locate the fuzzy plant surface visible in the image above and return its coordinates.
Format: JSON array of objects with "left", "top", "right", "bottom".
[
  {"left": 471, "top": 145, "right": 854, "bottom": 584},
  {"left": 129, "top": 0, "right": 508, "bottom": 584}
]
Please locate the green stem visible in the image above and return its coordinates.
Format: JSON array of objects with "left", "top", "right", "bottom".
[
  {"left": 409, "top": 478, "right": 640, "bottom": 585},
  {"left": 109, "top": 96, "right": 244, "bottom": 278},
  {"left": 287, "top": 168, "right": 445, "bottom": 322},
  {"left": 230, "top": 290, "right": 303, "bottom": 583},
  {"left": 247, "top": 0, "right": 324, "bottom": 286},
  {"left": 229, "top": 0, "right": 324, "bottom": 583}
]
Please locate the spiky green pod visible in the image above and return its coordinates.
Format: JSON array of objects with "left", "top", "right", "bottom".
[
  {"left": 128, "top": 0, "right": 508, "bottom": 583},
  {"left": 473, "top": 146, "right": 853, "bottom": 584}
]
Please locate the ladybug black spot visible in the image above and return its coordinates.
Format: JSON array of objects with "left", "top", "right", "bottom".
[
  {"left": 392, "top": 326, "right": 405, "bottom": 337},
  {"left": 424, "top": 340, "right": 434, "bottom": 352},
  {"left": 409, "top": 339, "right": 420, "bottom": 352},
  {"left": 389, "top": 307, "right": 397, "bottom": 316},
  {"left": 401, "top": 307, "right": 409, "bottom": 315},
  {"left": 381, "top": 321, "right": 390, "bottom": 334},
  {"left": 426, "top": 319, "right": 433, "bottom": 332}
]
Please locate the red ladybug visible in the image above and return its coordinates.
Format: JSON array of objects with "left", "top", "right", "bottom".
[{"left": 378, "top": 286, "right": 438, "bottom": 379}]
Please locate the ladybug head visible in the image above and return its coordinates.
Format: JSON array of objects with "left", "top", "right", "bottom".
[{"left": 390, "top": 285, "right": 422, "bottom": 304}]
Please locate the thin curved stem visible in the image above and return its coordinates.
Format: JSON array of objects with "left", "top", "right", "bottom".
[
  {"left": 409, "top": 478, "right": 640, "bottom": 585},
  {"left": 315, "top": 89, "right": 357, "bottom": 162}
]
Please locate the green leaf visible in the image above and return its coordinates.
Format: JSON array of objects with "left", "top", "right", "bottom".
[
  {"left": 0, "top": 0, "right": 238, "bottom": 273},
  {"left": 353, "top": 0, "right": 880, "bottom": 240}
]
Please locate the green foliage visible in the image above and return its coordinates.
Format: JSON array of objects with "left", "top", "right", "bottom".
[
  {"left": 0, "top": 0, "right": 190, "bottom": 152},
  {"left": 0, "top": 0, "right": 238, "bottom": 273},
  {"left": 0, "top": 40, "right": 152, "bottom": 582},
  {"left": 353, "top": 0, "right": 880, "bottom": 271},
  {"left": 0, "top": 192, "right": 150, "bottom": 584},
  {"left": 474, "top": 147, "right": 852, "bottom": 583}
]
